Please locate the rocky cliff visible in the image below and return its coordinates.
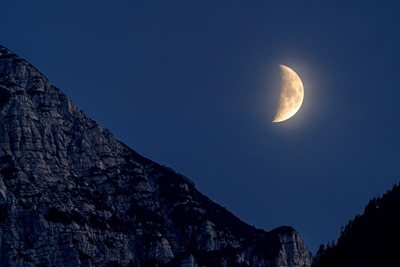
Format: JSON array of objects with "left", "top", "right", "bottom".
[{"left": 0, "top": 44, "right": 312, "bottom": 267}]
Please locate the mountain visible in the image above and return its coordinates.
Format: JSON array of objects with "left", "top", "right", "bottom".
[
  {"left": 311, "top": 183, "right": 400, "bottom": 267},
  {"left": 0, "top": 44, "right": 312, "bottom": 267}
]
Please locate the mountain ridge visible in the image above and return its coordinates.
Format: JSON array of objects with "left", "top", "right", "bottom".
[
  {"left": 312, "top": 182, "right": 400, "bottom": 267},
  {"left": 0, "top": 44, "right": 312, "bottom": 267}
]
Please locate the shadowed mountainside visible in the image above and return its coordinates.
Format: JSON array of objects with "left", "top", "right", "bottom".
[{"left": 312, "top": 183, "right": 400, "bottom": 267}]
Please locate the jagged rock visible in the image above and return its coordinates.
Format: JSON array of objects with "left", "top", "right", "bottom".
[{"left": 0, "top": 44, "right": 313, "bottom": 267}]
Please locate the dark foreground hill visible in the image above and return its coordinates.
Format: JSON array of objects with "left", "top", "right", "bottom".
[
  {"left": 0, "top": 44, "right": 312, "bottom": 267},
  {"left": 312, "top": 183, "right": 400, "bottom": 267}
]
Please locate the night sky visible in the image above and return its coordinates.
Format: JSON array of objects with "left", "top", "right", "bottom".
[{"left": 2, "top": 1, "right": 400, "bottom": 253}]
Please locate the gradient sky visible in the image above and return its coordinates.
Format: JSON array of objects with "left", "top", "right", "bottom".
[{"left": 2, "top": 1, "right": 400, "bottom": 253}]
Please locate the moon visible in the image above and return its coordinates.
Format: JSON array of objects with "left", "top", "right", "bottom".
[{"left": 272, "top": 65, "right": 304, "bottom": 123}]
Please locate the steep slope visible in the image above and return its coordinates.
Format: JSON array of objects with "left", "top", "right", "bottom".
[
  {"left": 0, "top": 44, "right": 312, "bottom": 267},
  {"left": 312, "top": 183, "right": 400, "bottom": 267}
]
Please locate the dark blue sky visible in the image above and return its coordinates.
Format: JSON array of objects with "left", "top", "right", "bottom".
[{"left": 2, "top": 1, "right": 400, "bottom": 253}]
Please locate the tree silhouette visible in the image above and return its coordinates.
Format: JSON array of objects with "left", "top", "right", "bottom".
[{"left": 313, "top": 183, "right": 400, "bottom": 267}]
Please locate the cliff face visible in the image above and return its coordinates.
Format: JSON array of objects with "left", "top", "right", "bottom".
[
  {"left": 0, "top": 44, "right": 312, "bottom": 267},
  {"left": 273, "top": 227, "right": 313, "bottom": 267}
]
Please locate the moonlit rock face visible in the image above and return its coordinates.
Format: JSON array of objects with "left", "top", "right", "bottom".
[
  {"left": 273, "top": 65, "right": 304, "bottom": 123},
  {"left": 0, "top": 44, "right": 313, "bottom": 267}
]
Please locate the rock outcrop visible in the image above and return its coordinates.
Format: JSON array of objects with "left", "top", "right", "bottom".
[{"left": 0, "top": 44, "right": 312, "bottom": 267}]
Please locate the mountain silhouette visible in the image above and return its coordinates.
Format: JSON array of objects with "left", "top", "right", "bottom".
[{"left": 312, "top": 183, "right": 400, "bottom": 267}]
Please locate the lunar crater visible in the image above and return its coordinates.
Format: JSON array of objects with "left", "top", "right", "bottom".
[{"left": 272, "top": 65, "right": 304, "bottom": 123}]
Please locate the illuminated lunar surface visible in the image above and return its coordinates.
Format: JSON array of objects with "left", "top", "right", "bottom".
[{"left": 272, "top": 65, "right": 304, "bottom": 122}]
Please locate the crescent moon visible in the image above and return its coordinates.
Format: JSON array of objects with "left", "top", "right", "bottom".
[{"left": 272, "top": 65, "right": 304, "bottom": 123}]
